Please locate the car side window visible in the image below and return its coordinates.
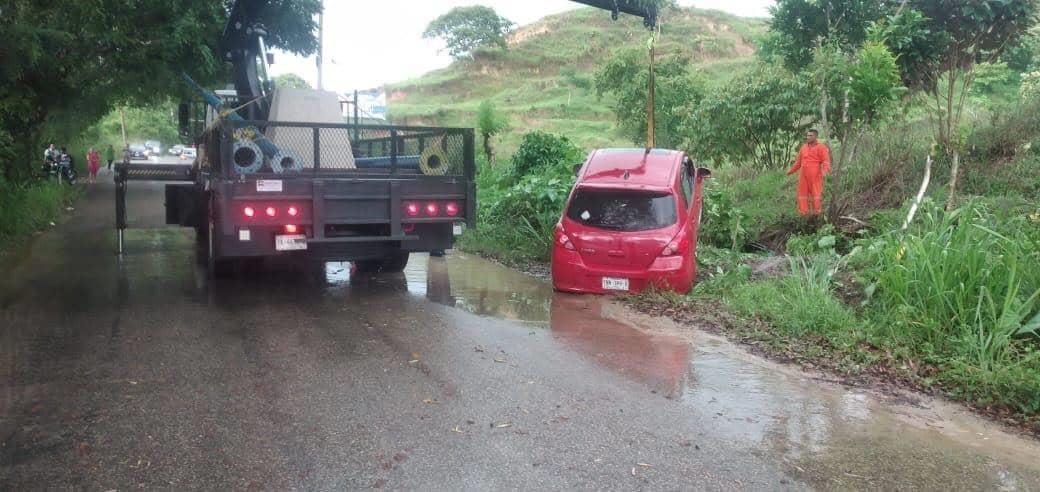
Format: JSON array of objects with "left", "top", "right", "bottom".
[{"left": 680, "top": 159, "right": 694, "bottom": 210}]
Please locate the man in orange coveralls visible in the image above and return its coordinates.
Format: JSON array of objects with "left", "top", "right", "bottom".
[{"left": 787, "top": 129, "right": 831, "bottom": 216}]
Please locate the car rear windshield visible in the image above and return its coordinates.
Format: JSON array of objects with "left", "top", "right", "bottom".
[{"left": 566, "top": 189, "right": 677, "bottom": 232}]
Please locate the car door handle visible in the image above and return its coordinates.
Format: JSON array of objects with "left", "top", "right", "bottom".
[
  {"left": 607, "top": 250, "right": 626, "bottom": 257},
  {"left": 581, "top": 248, "right": 596, "bottom": 254}
]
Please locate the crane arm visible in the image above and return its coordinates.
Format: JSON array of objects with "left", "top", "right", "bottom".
[{"left": 570, "top": 0, "right": 658, "bottom": 28}]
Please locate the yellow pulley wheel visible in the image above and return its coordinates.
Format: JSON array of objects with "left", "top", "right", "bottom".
[{"left": 419, "top": 138, "right": 449, "bottom": 176}]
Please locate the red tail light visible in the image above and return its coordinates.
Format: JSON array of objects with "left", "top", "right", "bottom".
[
  {"left": 287, "top": 206, "right": 299, "bottom": 217},
  {"left": 425, "top": 202, "right": 440, "bottom": 216},
  {"left": 556, "top": 226, "right": 576, "bottom": 251},
  {"left": 445, "top": 201, "right": 460, "bottom": 217},
  {"left": 285, "top": 224, "right": 299, "bottom": 234},
  {"left": 265, "top": 206, "right": 277, "bottom": 217},
  {"left": 661, "top": 237, "right": 685, "bottom": 257},
  {"left": 404, "top": 202, "right": 420, "bottom": 217},
  {"left": 243, "top": 206, "right": 256, "bottom": 218}
]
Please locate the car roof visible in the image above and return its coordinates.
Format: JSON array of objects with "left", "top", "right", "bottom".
[{"left": 576, "top": 148, "right": 684, "bottom": 189}]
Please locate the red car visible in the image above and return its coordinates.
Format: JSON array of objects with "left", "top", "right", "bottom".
[{"left": 552, "top": 149, "right": 710, "bottom": 294}]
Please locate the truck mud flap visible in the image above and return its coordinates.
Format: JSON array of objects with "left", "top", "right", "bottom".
[{"left": 165, "top": 184, "right": 207, "bottom": 227}]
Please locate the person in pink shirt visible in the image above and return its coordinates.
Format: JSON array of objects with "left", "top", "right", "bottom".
[{"left": 86, "top": 147, "right": 100, "bottom": 184}]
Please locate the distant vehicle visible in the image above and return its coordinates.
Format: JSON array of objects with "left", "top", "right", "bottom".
[
  {"left": 552, "top": 149, "right": 710, "bottom": 294},
  {"left": 179, "top": 147, "right": 197, "bottom": 160},
  {"left": 169, "top": 144, "right": 185, "bottom": 156},
  {"left": 144, "top": 140, "right": 162, "bottom": 156},
  {"left": 128, "top": 144, "right": 148, "bottom": 160}
]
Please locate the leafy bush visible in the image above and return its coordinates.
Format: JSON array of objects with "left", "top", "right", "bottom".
[
  {"left": 698, "top": 179, "right": 750, "bottom": 250},
  {"left": 506, "top": 131, "right": 584, "bottom": 183},
  {"left": 463, "top": 131, "right": 583, "bottom": 261},
  {"left": 684, "top": 64, "right": 814, "bottom": 169}
]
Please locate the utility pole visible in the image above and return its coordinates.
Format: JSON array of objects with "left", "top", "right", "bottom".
[{"left": 316, "top": 0, "right": 324, "bottom": 90}]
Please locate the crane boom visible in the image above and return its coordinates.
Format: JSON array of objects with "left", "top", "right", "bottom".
[{"left": 570, "top": 0, "right": 658, "bottom": 28}]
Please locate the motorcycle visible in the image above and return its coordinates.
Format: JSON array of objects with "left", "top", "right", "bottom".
[{"left": 39, "top": 155, "right": 78, "bottom": 185}]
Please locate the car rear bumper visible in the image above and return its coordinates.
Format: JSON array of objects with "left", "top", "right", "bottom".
[{"left": 551, "top": 249, "right": 695, "bottom": 294}]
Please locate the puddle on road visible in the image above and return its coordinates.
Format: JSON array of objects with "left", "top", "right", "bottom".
[{"left": 401, "top": 251, "right": 1040, "bottom": 489}]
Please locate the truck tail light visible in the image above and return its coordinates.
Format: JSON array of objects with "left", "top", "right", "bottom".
[
  {"left": 445, "top": 201, "right": 460, "bottom": 217},
  {"left": 425, "top": 202, "right": 439, "bottom": 216},
  {"left": 404, "top": 202, "right": 420, "bottom": 217},
  {"left": 265, "top": 206, "right": 277, "bottom": 217},
  {"left": 287, "top": 205, "right": 299, "bottom": 217},
  {"left": 243, "top": 206, "right": 256, "bottom": 218},
  {"left": 285, "top": 224, "right": 299, "bottom": 234}
]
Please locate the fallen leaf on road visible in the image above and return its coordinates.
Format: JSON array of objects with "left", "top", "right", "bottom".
[
  {"left": 493, "top": 422, "right": 512, "bottom": 428},
  {"left": 422, "top": 399, "right": 438, "bottom": 404},
  {"left": 637, "top": 463, "right": 652, "bottom": 468},
  {"left": 631, "top": 467, "right": 637, "bottom": 476},
  {"left": 493, "top": 357, "right": 506, "bottom": 363},
  {"left": 451, "top": 426, "right": 463, "bottom": 434}
]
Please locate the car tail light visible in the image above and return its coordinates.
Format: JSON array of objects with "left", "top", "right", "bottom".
[
  {"left": 287, "top": 205, "right": 299, "bottom": 217},
  {"left": 425, "top": 202, "right": 440, "bottom": 216},
  {"left": 661, "top": 238, "right": 684, "bottom": 257},
  {"left": 285, "top": 224, "right": 299, "bottom": 234},
  {"left": 404, "top": 202, "right": 420, "bottom": 217},
  {"left": 445, "top": 201, "right": 460, "bottom": 217},
  {"left": 556, "top": 228, "right": 576, "bottom": 251},
  {"left": 265, "top": 206, "right": 277, "bottom": 217},
  {"left": 243, "top": 206, "right": 256, "bottom": 218}
]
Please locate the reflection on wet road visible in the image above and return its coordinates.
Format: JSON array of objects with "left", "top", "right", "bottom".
[{"left": 2, "top": 180, "right": 1040, "bottom": 490}]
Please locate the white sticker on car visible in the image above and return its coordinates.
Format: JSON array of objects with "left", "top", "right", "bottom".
[{"left": 256, "top": 180, "right": 283, "bottom": 192}]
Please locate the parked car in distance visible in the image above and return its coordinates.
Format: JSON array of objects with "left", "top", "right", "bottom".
[
  {"left": 169, "top": 144, "right": 185, "bottom": 156},
  {"left": 179, "top": 147, "right": 197, "bottom": 160},
  {"left": 551, "top": 148, "right": 710, "bottom": 295},
  {"left": 128, "top": 144, "right": 148, "bottom": 160}
]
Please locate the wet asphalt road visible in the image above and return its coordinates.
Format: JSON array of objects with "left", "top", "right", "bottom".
[{"left": 2, "top": 173, "right": 1040, "bottom": 490}]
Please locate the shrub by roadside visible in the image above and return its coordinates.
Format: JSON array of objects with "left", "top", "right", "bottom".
[{"left": 0, "top": 178, "right": 80, "bottom": 249}]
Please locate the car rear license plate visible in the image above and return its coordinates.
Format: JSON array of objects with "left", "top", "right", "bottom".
[
  {"left": 602, "top": 277, "right": 629, "bottom": 291},
  {"left": 275, "top": 234, "right": 307, "bottom": 251}
]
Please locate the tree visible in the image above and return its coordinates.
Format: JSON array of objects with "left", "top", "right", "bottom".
[
  {"left": 767, "top": 0, "right": 892, "bottom": 70},
  {"left": 683, "top": 65, "right": 815, "bottom": 170},
  {"left": 874, "top": 0, "right": 1040, "bottom": 209},
  {"left": 423, "top": 6, "right": 514, "bottom": 59},
  {"left": 273, "top": 73, "right": 313, "bottom": 90},
  {"left": 476, "top": 100, "right": 508, "bottom": 167},
  {"left": 812, "top": 42, "right": 905, "bottom": 217},
  {"left": 0, "top": 0, "right": 320, "bottom": 181},
  {"left": 594, "top": 48, "right": 705, "bottom": 149}
]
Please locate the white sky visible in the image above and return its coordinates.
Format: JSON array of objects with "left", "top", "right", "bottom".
[{"left": 269, "top": 0, "right": 774, "bottom": 93}]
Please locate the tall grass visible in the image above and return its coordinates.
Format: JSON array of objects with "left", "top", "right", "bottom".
[
  {"left": 0, "top": 179, "right": 79, "bottom": 243},
  {"left": 864, "top": 201, "right": 1040, "bottom": 367}
]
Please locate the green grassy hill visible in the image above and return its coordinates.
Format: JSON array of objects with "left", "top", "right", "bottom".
[{"left": 388, "top": 6, "right": 766, "bottom": 152}]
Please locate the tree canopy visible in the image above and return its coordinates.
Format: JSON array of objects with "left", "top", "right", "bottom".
[
  {"left": 273, "top": 73, "right": 313, "bottom": 90},
  {"left": 423, "top": 6, "right": 514, "bottom": 59},
  {"left": 0, "top": 0, "right": 320, "bottom": 180}
]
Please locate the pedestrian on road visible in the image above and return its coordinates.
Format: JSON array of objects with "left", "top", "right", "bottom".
[
  {"left": 105, "top": 144, "right": 115, "bottom": 171},
  {"left": 86, "top": 147, "right": 100, "bottom": 183},
  {"left": 786, "top": 129, "right": 831, "bottom": 216}
]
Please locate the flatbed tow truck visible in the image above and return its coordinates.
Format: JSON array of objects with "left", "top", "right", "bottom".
[{"left": 113, "top": 0, "right": 654, "bottom": 275}]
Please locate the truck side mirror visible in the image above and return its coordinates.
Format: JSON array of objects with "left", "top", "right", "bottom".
[
  {"left": 572, "top": 163, "right": 584, "bottom": 176},
  {"left": 696, "top": 167, "right": 712, "bottom": 178},
  {"left": 177, "top": 103, "right": 190, "bottom": 138},
  {"left": 266, "top": 53, "right": 275, "bottom": 65}
]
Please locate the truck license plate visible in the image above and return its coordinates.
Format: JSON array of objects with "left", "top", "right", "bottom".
[
  {"left": 275, "top": 234, "right": 307, "bottom": 251},
  {"left": 602, "top": 277, "right": 629, "bottom": 291}
]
